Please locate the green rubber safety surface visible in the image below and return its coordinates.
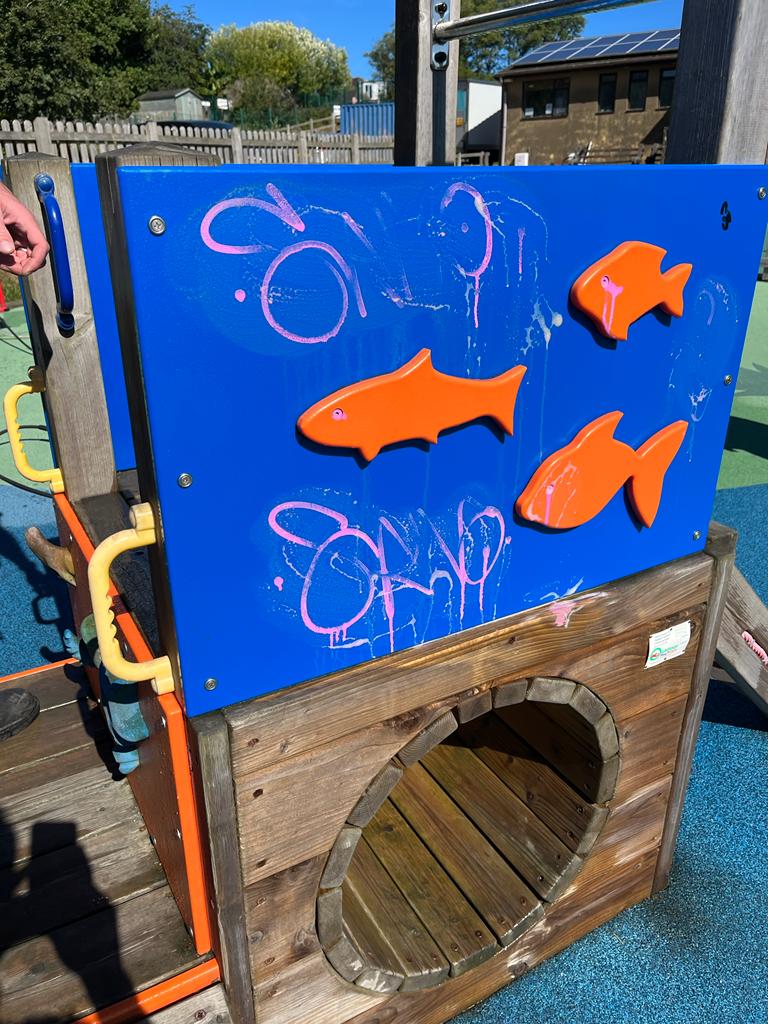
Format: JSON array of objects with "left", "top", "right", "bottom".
[
  {"left": 718, "top": 281, "right": 768, "bottom": 490},
  {"left": 0, "top": 306, "right": 52, "bottom": 491}
]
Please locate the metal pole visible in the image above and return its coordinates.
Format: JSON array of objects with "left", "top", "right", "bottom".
[{"left": 435, "top": 0, "right": 656, "bottom": 42}]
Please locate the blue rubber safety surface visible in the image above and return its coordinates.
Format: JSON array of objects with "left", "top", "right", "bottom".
[
  {"left": 0, "top": 483, "right": 765, "bottom": 1023},
  {"left": 0, "top": 487, "right": 71, "bottom": 675}
]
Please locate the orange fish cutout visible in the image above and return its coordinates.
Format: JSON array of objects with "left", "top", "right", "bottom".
[
  {"left": 571, "top": 241, "right": 693, "bottom": 341},
  {"left": 298, "top": 349, "right": 527, "bottom": 461},
  {"left": 516, "top": 411, "right": 688, "bottom": 530}
]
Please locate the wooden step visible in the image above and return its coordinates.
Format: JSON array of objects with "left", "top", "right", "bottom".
[
  {"left": 0, "top": 662, "right": 203, "bottom": 1022},
  {"left": 145, "top": 984, "right": 232, "bottom": 1023}
]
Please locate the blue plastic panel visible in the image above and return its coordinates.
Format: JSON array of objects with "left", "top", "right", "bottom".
[
  {"left": 71, "top": 164, "right": 136, "bottom": 472},
  {"left": 115, "top": 165, "right": 767, "bottom": 716}
]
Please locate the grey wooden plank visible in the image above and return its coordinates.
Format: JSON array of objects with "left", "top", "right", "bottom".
[
  {"left": 422, "top": 741, "right": 583, "bottom": 902},
  {"left": 716, "top": 567, "right": 768, "bottom": 717},
  {"left": 365, "top": 800, "right": 497, "bottom": 977},
  {"left": 1, "top": 663, "right": 88, "bottom": 713},
  {"left": 144, "top": 984, "right": 232, "bottom": 1023},
  {"left": 347, "top": 762, "right": 403, "bottom": 827},
  {"left": 459, "top": 713, "right": 608, "bottom": 856},
  {"left": 343, "top": 838, "right": 449, "bottom": 992},
  {"left": 653, "top": 522, "right": 737, "bottom": 892},
  {"left": 397, "top": 712, "right": 457, "bottom": 767},
  {"left": 189, "top": 713, "right": 256, "bottom": 1024},
  {"left": 391, "top": 762, "right": 543, "bottom": 945},
  {"left": 0, "top": 886, "right": 206, "bottom": 1023},
  {"left": 666, "top": 0, "right": 768, "bottom": 164},
  {"left": 3, "top": 153, "right": 116, "bottom": 501},
  {"left": 0, "top": 817, "right": 165, "bottom": 946},
  {"left": 0, "top": 696, "right": 105, "bottom": 777},
  {"left": 320, "top": 826, "right": 362, "bottom": 889}
]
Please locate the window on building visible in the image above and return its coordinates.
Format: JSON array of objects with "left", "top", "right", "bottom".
[
  {"left": 523, "top": 79, "right": 569, "bottom": 119},
  {"left": 628, "top": 69, "right": 649, "bottom": 111},
  {"left": 659, "top": 67, "right": 676, "bottom": 109},
  {"left": 597, "top": 73, "right": 617, "bottom": 113}
]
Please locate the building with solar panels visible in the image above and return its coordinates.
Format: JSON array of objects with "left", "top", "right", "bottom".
[{"left": 499, "top": 29, "right": 679, "bottom": 167}]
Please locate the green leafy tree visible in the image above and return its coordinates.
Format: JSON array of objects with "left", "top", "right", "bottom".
[
  {"left": 458, "top": 0, "right": 585, "bottom": 76},
  {"left": 144, "top": 4, "right": 211, "bottom": 94},
  {"left": 208, "top": 21, "right": 351, "bottom": 125},
  {"left": 0, "top": 0, "right": 153, "bottom": 120},
  {"left": 364, "top": 29, "right": 395, "bottom": 99}
]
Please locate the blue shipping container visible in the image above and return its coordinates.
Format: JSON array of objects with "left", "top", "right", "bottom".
[{"left": 340, "top": 102, "right": 394, "bottom": 137}]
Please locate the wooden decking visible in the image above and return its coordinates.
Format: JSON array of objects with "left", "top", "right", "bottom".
[
  {"left": 0, "top": 663, "right": 206, "bottom": 1023},
  {"left": 324, "top": 699, "right": 616, "bottom": 993}
]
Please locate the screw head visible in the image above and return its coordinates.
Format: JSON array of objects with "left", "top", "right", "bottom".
[
  {"left": 175, "top": 827, "right": 182, "bottom": 840},
  {"left": 177, "top": 472, "right": 193, "bottom": 488},
  {"left": 724, "top": 374, "right": 733, "bottom": 386},
  {"left": 204, "top": 677, "right": 218, "bottom": 691},
  {"left": 759, "top": 187, "right": 767, "bottom": 200},
  {"left": 148, "top": 215, "right": 166, "bottom": 235},
  {"left": 692, "top": 530, "right": 702, "bottom": 541}
]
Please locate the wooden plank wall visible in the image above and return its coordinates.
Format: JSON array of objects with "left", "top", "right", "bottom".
[{"left": 204, "top": 546, "right": 723, "bottom": 1024}]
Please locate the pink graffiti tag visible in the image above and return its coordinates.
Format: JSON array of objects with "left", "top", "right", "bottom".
[
  {"left": 260, "top": 241, "right": 367, "bottom": 344},
  {"left": 200, "top": 184, "right": 305, "bottom": 254},
  {"left": 430, "top": 500, "right": 506, "bottom": 621},
  {"left": 441, "top": 182, "right": 494, "bottom": 328},
  {"left": 269, "top": 499, "right": 505, "bottom": 652}
]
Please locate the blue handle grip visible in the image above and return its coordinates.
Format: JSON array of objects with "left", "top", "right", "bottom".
[{"left": 34, "top": 173, "right": 75, "bottom": 332}]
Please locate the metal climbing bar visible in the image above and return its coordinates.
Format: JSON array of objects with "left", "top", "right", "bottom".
[{"left": 433, "top": 0, "right": 657, "bottom": 42}]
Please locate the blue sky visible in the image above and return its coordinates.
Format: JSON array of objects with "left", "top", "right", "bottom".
[{"left": 175, "top": 0, "right": 684, "bottom": 78}]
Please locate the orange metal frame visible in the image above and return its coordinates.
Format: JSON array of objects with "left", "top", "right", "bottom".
[
  {"left": 0, "top": 657, "right": 76, "bottom": 684},
  {"left": 53, "top": 492, "right": 214, "bottom": 957},
  {"left": 76, "top": 961, "right": 221, "bottom": 1024}
]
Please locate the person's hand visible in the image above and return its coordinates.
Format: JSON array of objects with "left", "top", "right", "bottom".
[{"left": 0, "top": 182, "right": 49, "bottom": 276}]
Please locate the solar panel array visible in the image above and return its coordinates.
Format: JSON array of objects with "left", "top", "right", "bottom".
[{"left": 511, "top": 29, "right": 680, "bottom": 68}]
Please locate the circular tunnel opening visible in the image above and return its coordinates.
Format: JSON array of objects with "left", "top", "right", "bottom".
[{"left": 317, "top": 678, "right": 620, "bottom": 994}]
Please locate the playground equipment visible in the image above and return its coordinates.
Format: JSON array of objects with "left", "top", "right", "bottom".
[{"left": 2, "top": 2, "right": 768, "bottom": 1023}]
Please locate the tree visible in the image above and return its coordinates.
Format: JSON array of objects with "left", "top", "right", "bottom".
[
  {"left": 0, "top": 0, "right": 153, "bottom": 120},
  {"left": 208, "top": 22, "right": 351, "bottom": 125},
  {"left": 366, "top": 5, "right": 585, "bottom": 89},
  {"left": 365, "top": 29, "right": 395, "bottom": 99},
  {"left": 144, "top": 5, "right": 211, "bottom": 94},
  {"left": 458, "top": 0, "right": 585, "bottom": 77}
]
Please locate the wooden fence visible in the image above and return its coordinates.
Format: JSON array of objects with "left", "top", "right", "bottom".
[{"left": 0, "top": 116, "right": 394, "bottom": 166}]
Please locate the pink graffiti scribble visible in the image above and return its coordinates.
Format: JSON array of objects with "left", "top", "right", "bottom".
[
  {"left": 269, "top": 499, "right": 504, "bottom": 653},
  {"left": 269, "top": 502, "right": 433, "bottom": 650},
  {"left": 601, "top": 275, "right": 624, "bottom": 336},
  {"left": 518, "top": 227, "right": 525, "bottom": 275},
  {"left": 430, "top": 500, "right": 505, "bottom": 620},
  {"left": 260, "top": 241, "right": 367, "bottom": 344},
  {"left": 200, "top": 184, "right": 305, "bottom": 254},
  {"left": 234, "top": 288, "right": 246, "bottom": 303},
  {"left": 442, "top": 182, "right": 494, "bottom": 329},
  {"left": 742, "top": 630, "right": 768, "bottom": 667},
  {"left": 273, "top": 576, "right": 284, "bottom": 591},
  {"left": 551, "top": 600, "right": 578, "bottom": 628}
]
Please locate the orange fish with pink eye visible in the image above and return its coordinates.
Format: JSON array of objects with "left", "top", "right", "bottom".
[
  {"left": 571, "top": 241, "right": 693, "bottom": 341},
  {"left": 516, "top": 411, "right": 688, "bottom": 530},
  {"left": 297, "top": 348, "right": 527, "bottom": 461}
]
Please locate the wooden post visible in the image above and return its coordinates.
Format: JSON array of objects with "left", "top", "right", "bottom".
[
  {"left": 351, "top": 133, "right": 361, "bottom": 165},
  {"left": 189, "top": 714, "right": 256, "bottom": 1024},
  {"left": 32, "top": 116, "right": 54, "bottom": 155},
  {"left": 3, "top": 153, "right": 117, "bottom": 501},
  {"left": 394, "top": 0, "right": 460, "bottom": 166},
  {"left": 231, "top": 125, "right": 244, "bottom": 163},
  {"left": 652, "top": 522, "right": 737, "bottom": 893},
  {"left": 145, "top": 120, "right": 160, "bottom": 143},
  {"left": 666, "top": 0, "right": 768, "bottom": 164},
  {"left": 298, "top": 130, "right": 309, "bottom": 163}
]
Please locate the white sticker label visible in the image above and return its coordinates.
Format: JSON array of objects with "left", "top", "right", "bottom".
[{"left": 646, "top": 621, "right": 692, "bottom": 668}]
